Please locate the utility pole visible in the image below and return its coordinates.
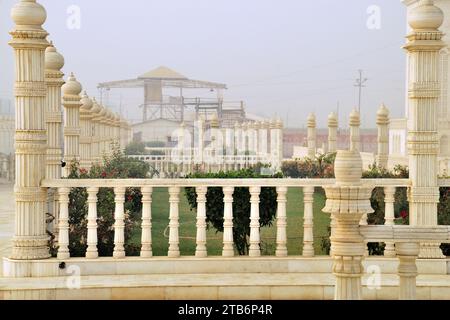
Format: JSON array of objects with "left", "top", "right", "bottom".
[{"left": 354, "top": 69, "right": 368, "bottom": 114}]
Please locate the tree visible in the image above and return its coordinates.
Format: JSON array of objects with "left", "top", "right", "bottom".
[{"left": 124, "top": 141, "right": 146, "bottom": 155}]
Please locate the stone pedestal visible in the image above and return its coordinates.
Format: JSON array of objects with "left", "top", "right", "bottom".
[{"left": 323, "top": 150, "right": 374, "bottom": 300}]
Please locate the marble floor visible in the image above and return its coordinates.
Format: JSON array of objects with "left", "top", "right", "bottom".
[{"left": 0, "top": 183, "right": 14, "bottom": 275}]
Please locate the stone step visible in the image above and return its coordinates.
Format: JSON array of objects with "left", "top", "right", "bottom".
[
  {"left": 1, "top": 272, "right": 450, "bottom": 300},
  {"left": 3, "top": 256, "right": 449, "bottom": 278}
]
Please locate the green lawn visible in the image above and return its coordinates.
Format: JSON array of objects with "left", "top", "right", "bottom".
[{"left": 129, "top": 187, "right": 330, "bottom": 256}]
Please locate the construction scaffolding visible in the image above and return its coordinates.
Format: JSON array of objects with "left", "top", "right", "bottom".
[{"left": 97, "top": 66, "right": 245, "bottom": 126}]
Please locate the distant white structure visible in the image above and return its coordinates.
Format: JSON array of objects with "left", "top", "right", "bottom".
[{"left": 0, "top": 115, "right": 14, "bottom": 155}]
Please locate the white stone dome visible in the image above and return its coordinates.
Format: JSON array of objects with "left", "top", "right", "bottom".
[
  {"left": 62, "top": 73, "right": 82, "bottom": 96},
  {"left": 408, "top": 0, "right": 443, "bottom": 30},
  {"left": 45, "top": 43, "right": 64, "bottom": 71},
  {"left": 11, "top": 0, "right": 47, "bottom": 28},
  {"left": 377, "top": 104, "right": 389, "bottom": 117},
  {"left": 328, "top": 112, "right": 337, "bottom": 121},
  {"left": 80, "top": 92, "right": 93, "bottom": 111},
  {"left": 90, "top": 98, "right": 101, "bottom": 115}
]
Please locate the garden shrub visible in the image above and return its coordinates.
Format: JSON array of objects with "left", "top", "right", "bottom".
[{"left": 184, "top": 168, "right": 282, "bottom": 255}]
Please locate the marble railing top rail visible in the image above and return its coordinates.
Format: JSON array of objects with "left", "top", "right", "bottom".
[
  {"left": 42, "top": 178, "right": 410, "bottom": 188},
  {"left": 360, "top": 225, "right": 450, "bottom": 243}
]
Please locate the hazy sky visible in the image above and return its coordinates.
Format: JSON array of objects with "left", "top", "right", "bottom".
[{"left": 0, "top": 0, "right": 407, "bottom": 128}]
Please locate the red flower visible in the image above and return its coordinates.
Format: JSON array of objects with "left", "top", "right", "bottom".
[
  {"left": 80, "top": 168, "right": 87, "bottom": 175},
  {"left": 400, "top": 210, "right": 408, "bottom": 219},
  {"left": 127, "top": 195, "right": 133, "bottom": 202},
  {"left": 101, "top": 171, "right": 107, "bottom": 178}
]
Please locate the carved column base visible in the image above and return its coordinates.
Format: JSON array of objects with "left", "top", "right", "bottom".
[
  {"left": 11, "top": 237, "right": 50, "bottom": 260},
  {"left": 302, "top": 244, "right": 314, "bottom": 257}
]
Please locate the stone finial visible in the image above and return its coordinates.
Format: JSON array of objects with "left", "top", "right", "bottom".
[
  {"left": 90, "top": 98, "right": 101, "bottom": 115},
  {"left": 45, "top": 42, "right": 64, "bottom": 71},
  {"left": 11, "top": 0, "right": 47, "bottom": 30},
  {"left": 307, "top": 113, "right": 316, "bottom": 128},
  {"left": 349, "top": 109, "right": 360, "bottom": 127},
  {"left": 408, "top": 0, "right": 443, "bottom": 31},
  {"left": 62, "top": 73, "right": 82, "bottom": 96},
  {"left": 328, "top": 112, "right": 338, "bottom": 128},
  {"left": 376, "top": 103, "right": 390, "bottom": 125}
]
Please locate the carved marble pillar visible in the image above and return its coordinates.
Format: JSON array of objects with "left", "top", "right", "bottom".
[
  {"left": 141, "top": 187, "right": 153, "bottom": 258},
  {"left": 275, "top": 186, "right": 288, "bottom": 257},
  {"left": 86, "top": 187, "right": 99, "bottom": 259},
  {"left": 384, "top": 186, "right": 396, "bottom": 257},
  {"left": 197, "top": 116, "right": 205, "bottom": 166},
  {"left": 222, "top": 186, "right": 234, "bottom": 257},
  {"left": 349, "top": 109, "right": 361, "bottom": 152},
  {"left": 113, "top": 187, "right": 126, "bottom": 259},
  {"left": 328, "top": 112, "right": 338, "bottom": 153},
  {"left": 62, "top": 73, "right": 82, "bottom": 177},
  {"left": 307, "top": 113, "right": 316, "bottom": 159},
  {"left": 44, "top": 42, "right": 64, "bottom": 180},
  {"left": 9, "top": 0, "right": 51, "bottom": 260},
  {"left": 44, "top": 42, "right": 64, "bottom": 239},
  {"left": 302, "top": 186, "right": 315, "bottom": 257},
  {"left": 80, "top": 92, "right": 93, "bottom": 170},
  {"left": 249, "top": 186, "right": 261, "bottom": 257},
  {"left": 405, "top": 0, "right": 445, "bottom": 258},
  {"left": 168, "top": 187, "right": 181, "bottom": 258},
  {"left": 195, "top": 186, "right": 208, "bottom": 258},
  {"left": 90, "top": 98, "right": 102, "bottom": 164},
  {"left": 323, "top": 150, "right": 374, "bottom": 300},
  {"left": 376, "top": 104, "right": 390, "bottom": 169}
]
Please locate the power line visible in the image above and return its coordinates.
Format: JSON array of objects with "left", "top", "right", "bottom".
[{"left": 354, "top": 69, "right": 368, "bottom": 114}]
